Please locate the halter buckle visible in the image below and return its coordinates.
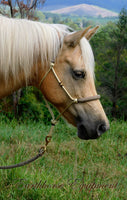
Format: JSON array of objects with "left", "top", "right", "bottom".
[
  {"left": 51, "top": 119, "right": 57, "bottom": 126},
  {"left": 73, "top": 98, "right": 78, "bottom": 103},
  {"left": 50, "top": 62, "right": 55, "bottom": 67}
]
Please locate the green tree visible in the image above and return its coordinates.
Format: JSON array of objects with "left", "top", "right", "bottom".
[
  {"left": 111, "top": 8, "right": 127, "bottom": 118},
  {"left": 91, "top": 8, "right": 127, "bottom": 119}
]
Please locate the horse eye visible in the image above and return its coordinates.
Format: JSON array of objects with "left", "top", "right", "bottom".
[{"left": 73, "top": 70, "right": 86, "bottom": 79}]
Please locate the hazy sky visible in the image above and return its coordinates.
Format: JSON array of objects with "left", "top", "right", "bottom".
[{"left": 43, "top": 0, "right": 127, "bottom": 12}]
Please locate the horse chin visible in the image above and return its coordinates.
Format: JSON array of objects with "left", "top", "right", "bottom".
[{"left": 77, "top": 124, "right": 99, "bottom": 140}]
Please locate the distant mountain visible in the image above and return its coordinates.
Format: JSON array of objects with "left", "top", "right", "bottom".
[
  {"left": 43, "top": 0, "right": 127, "bottom": 12},
  {"left": 51, "top": 4, "right": 118, "bottom": 18}
]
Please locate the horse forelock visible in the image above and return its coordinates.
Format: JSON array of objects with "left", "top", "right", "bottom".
[
  {"left": 80, "top": 37, "right": 95, "bottom": 78},
  {"left": 0, "top": 16, "right": 69, "bottom": 81}
]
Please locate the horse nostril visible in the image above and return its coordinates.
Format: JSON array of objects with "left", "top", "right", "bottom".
[{"left": 97, "top": 123, "right": 107, "bottom": 136}]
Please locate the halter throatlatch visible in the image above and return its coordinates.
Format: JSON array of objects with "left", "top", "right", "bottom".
[{"left": 0, "top": 63, "right": 100, "bottom": 169}]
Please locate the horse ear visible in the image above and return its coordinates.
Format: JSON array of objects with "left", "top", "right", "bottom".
[
  {"left": 85, "top": 26, "right": 99, "bottom": 40},
  {"left": 64, "top": 26, "right": 91, "bottom": 48}
]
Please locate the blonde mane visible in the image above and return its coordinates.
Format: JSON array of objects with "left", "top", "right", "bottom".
[{"left": 0, "top": 16, "right": 95, "bottom": 81}]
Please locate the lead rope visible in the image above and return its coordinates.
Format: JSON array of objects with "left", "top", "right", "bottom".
[
  {"left": 0, "top": 63, "right": 67, "bottom": 169},
  {"left": 0, "top": 99, "right": 55, "bottom": 169}
]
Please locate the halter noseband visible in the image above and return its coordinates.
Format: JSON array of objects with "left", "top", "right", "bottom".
[{"left": 39, "top": 62, "right": 100, "bottom": 125}]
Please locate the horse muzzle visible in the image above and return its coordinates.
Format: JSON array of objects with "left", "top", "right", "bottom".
[{"left": 77, "top": 120, "right": 109, "bottom": 140}]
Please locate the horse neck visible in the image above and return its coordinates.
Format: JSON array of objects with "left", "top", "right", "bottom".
[
  {"left": 0, "top": 61, "right": 48, "bottom": 99},
  {"left": 0, "top": 71, "right": 28, "bottom": 99}
]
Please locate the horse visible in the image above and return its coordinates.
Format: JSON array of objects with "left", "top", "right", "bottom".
[{"left": 0, "top": 16, "right": 109, "bottom": 140}]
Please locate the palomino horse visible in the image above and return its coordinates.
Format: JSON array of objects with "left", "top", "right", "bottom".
[{"left": 0, "top": 16, "right": 109, "bottom": 140}]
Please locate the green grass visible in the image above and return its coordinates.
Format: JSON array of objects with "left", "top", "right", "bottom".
[{"left": 0, "top": 119, "right": 126, "bottom": 200}]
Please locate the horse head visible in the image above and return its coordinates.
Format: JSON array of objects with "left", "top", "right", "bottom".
[
  {"left": 0, "top": 17, "right": 109, "bottom": 140},
  {"left": 39, "top": 26, "right": 109, "bottom": 140}
]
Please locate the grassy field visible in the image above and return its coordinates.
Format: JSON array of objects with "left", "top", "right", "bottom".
[{"left": 0, "top": 119, "right": 126, "bottom": 200}]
